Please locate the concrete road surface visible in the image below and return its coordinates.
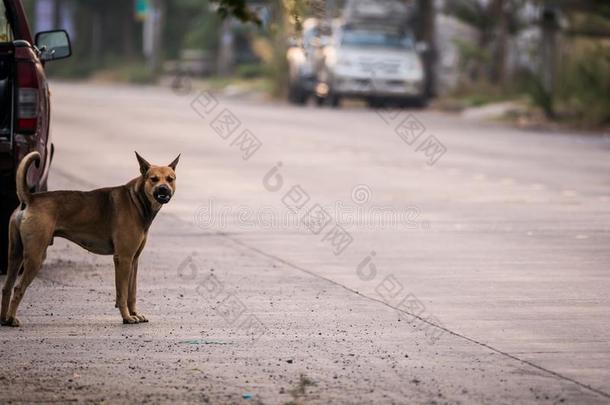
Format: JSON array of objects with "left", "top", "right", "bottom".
[{"left": 1, "top": 82, "right": 609, "bottom": 404}]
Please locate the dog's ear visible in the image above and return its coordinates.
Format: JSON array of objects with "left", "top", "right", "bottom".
[
  {"left": 168, "top": 154, "right": 181, "bottom": 172},
  {"left": 135, "top": 152, "right": 151, "bottom": 176}
]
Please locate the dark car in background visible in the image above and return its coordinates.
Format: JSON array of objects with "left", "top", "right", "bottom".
[
  {"left": 287, "top": 18, "right": 329, "bottom": 105},
  {"left": 0, "top": 0, "right": 71, "bottom": 274}
]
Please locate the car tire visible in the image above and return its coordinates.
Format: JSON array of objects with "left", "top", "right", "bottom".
[
  {"left": 288, "top": 85, "right": 308, "bottom": 105},
  {"left": 0, "top": 193, "right": 18, "bottom": 276},
  {"left": 410, "top": 96, "right": 428, "bottom": 109},
  {"left": 367, "top": 98, "right": 385, "bottom": 109},
  {"left": 329, "top": 94, "right": 341, "bottom": 108}
]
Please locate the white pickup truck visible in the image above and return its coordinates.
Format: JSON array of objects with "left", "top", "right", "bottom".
[{"left": 314, "top": 0, "right": 427, "bottom": 108}]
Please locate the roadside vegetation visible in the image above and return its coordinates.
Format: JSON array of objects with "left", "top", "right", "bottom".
[
  {"left": 441, "top": 0, "right": 610, "bottom": 129},
  {"left": 20, "top": 0, "right": 610, "bottom": 129}
]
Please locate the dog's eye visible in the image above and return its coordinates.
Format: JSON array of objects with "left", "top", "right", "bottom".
[
  {"left": 166, "top": 177, "right": 174, "bottom": 183},
  {"left": 150, "top": 176, "right": 159, "bottom": 183}
]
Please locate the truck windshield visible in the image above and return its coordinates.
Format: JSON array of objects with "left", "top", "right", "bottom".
[
  {"left": 0, "top": 2, "right": 13, "bottom": 42},
  {"left": 341, "top": 30, "right": 413, "bottom": 50}
]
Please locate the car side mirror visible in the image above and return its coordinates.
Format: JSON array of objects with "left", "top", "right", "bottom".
[
  {"left": 416, "top": 41, "right": 429, "bottom": 53},
  {"left": 35, "top": 30, "right": 72, "bottom": 62}
]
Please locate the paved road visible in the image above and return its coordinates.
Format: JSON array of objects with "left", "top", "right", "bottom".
[{"left": 1, "top": 82, "right": 609, "bottom": 404}]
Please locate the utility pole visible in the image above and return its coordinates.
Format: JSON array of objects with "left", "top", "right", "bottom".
[
  {"left": 91, "top": 0, "right": 103, "bottom": 65},
  {"left": 540, "top": 3, "right": 559, "bottom": 117},
  {"left": 416, "top": 0, "right": 437, "bottom": 97},
  {"left": 326, "top": 0, "right": 336, "bottom": 22},
  {"left": 491, "top": 0, "right": 508, "bottom": 85},
  {"left": 142, "top": 0, "right": 164, "bottom": 74},
  {"left": 541, "top": 5, "right": 558, "bottom": 92},
  {"left": 52, "top": 0, "right": 61, "bottom": 28},
  {"left": 217, "top": 19, "right": 235, "bottom": 75}
]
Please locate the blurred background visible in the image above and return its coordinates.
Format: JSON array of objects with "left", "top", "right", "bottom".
[{"left": 20, "top": 0, "right": 610, "bottom": 127}]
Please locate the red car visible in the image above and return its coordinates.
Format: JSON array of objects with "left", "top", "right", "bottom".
[{"left": 1, "top": 0, "right": 71, "bottom": 274}]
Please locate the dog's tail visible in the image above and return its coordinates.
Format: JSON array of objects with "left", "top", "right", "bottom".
[{"left": 16, "top": 151, "right": 41, "bottom": 206}]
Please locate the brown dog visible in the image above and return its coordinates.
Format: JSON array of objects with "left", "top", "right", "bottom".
[{"left": 0, "top": 151, "right": 179, "bottom": 326}]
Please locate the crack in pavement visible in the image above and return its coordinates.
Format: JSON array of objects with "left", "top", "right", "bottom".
[
  {"left": 50, "top": 165, "right": 610, "bottom": 401},
  {"left": 217, "top": 232, "right": 610, "bottom": 401}
]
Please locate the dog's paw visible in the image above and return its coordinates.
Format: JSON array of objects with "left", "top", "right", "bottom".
[
  {"left": 0, "top": 317, "right": 20, "bottom": 327},
  {"left": 122, "top": 316, "right": 140, "bottom": 325},
  {"left": 132, "top": 313, "right": 149, "bottom": 323}
]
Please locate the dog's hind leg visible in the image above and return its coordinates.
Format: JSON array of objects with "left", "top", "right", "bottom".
[
  {"left": 4, "top": 251, "right": 45, "bottom": 327},
  {"left": 5, "top": 229, "right": 49, "bottom": 327},
  {"left": 1, "top": 220, "right": 23, "bottom": 324}
]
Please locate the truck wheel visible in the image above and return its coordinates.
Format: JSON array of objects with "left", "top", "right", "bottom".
[
  {"left": 288, "top": 85, "right": 307, "bottom": 105},
  {"left": 329, "top": 94, "right": 341, "bottom": 108},
  {"left": 408, "top": 97, "right": 428, "bottom": 109},
  {"left": 0, "top": 194, "right": 18, "bottom": 276},
  {"left": 367, "top": 98, "right": 385, "bottom": 108}
]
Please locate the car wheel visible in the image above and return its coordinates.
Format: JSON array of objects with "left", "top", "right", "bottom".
[
  {"left": 410, "top": 96, "right": 428, "bottom": 109},
  {"left": 288, "top": 85, "right": 307, "bottom": 105},
  {"left": 367, "top": 98, "right": 385, "bottom": 109},
  {"left": 0, "top": 193, "right": 18, "bottom": 276},
  {"left": 329, "top": 94, "right": 341, "bottom": 108}
]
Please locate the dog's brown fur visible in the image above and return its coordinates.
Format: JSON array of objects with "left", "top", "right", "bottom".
[{"left": 0, "top": 152, "right": 179, "bottom": 326}]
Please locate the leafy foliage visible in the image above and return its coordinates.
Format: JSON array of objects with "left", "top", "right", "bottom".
[
  {"left": 556, "top": 42, "right": 610, "bottom": 126},
  {"left": 211, "top": 0, "right": 262, "bottom": 24}
]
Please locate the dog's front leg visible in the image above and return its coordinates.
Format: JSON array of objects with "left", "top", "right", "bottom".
[
  {"left": 128, "top": 237, "right": 147, "bottom": 323},
  {"left": 114, "top": 254, "right": 139, "bottom": 324},
  {"left": 128, "top": 259, "right": 148, "bottom": 323}
]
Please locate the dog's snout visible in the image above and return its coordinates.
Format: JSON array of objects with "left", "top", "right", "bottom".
[{"left": 153, "top": 185, "right": 172, "bottom": 204}]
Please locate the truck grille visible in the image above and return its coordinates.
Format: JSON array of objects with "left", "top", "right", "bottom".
[{"left": 359, "top": 60, "right": 401, "bottom": 75}]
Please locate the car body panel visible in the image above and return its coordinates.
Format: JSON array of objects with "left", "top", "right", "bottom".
[
  {"left": 1, "top": 0, "right": 51, "bottom": 193},
  {"left": 1, "top": 0, "right": 68, "bottom": 273}
]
